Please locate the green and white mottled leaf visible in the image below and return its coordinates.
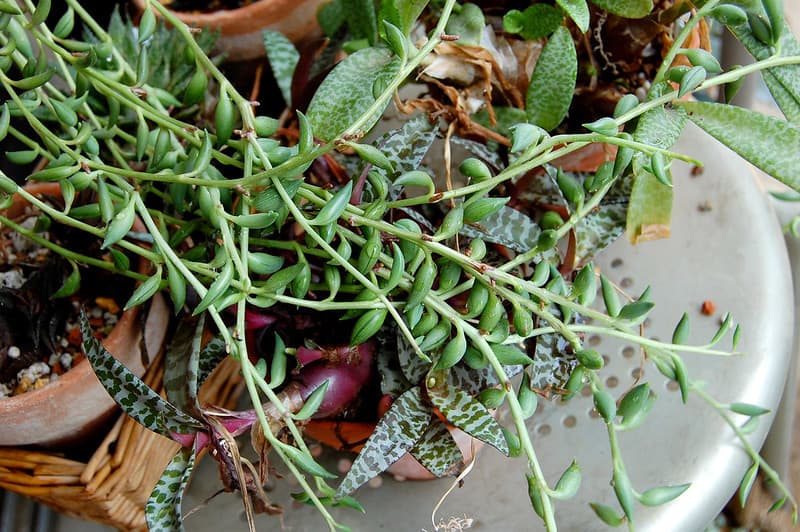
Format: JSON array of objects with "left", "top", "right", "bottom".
[
  {"left": 589, "top": 0, "right": 653, "bottom": 18},
  {"left": 556, "top": 0, "right": 590, "bottom": 33},
  {"left": 81, "top": 312, "right": 202, "bottom": 436},
  {"left": 627, "top": 89, "right": 685, "bottom": 242},
  {"left": 163, "top": 316, "right": 204, "bottom": 417},
  {"left": 263, "top": 30, "right": 299, "bottom": 106},
  {"left": 397, "top": 331, "right": 431, "bottom": 385},
  {"left": 197, "top": 335, "right": 227, "bottom": 386},
  {"left": 679, "top": 100, "right": 800, "bottom": 192},
  {"left": 574, "top": 176, "right": 631, "bottom": 264},
  {"left": 450, "top": 136, "right": 505, "bottom": 171},
  {"left": 376, "top": 326, "right": 412, "bottom": 397},
  {"left": 378, "top": 113, "right": 437, "bottom": 197},
  {"left": 526, "top": 26, "right": 577, "bottom": 131},
  {"left": 530, "top": 333, "right": 578, "bottom": 390},
  {"left": 729, "top": 20, "right": 800, "bottom": 123},
  {"left": 307, "top": 46, "right": 401, "bottom": 141},
  {"left": 337, "top": 387, "right": 431, "bottom": 495},
  {"left": 410, "top": 420, "right": 464, "bottom": 477},
  {"left": 447, "top": 359, "right": 523, "bottom": 394},
  {"left": 460, "top": 205, "right": 541, "bottom": 253},
  {"left": 428, "top": 381, "right": 509, "bottom": 455},
  {"left": 145, "top": 447, "right": 196, "bottom": 532}
]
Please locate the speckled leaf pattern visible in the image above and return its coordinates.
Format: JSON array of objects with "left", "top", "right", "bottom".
[
  {"left": 337, "top": 387, "right": 431, "bottom": 496},
  {"left": 197, "top": 336, "right": 227, "bottom": 387},
  {"left": 531, "top": 334, "right": 578, "bottom": 391},
  {"left": 409, "top": 420, "right": 463, "bottom": 478},
  {"left": 574, "top": 176, "right": 631, "bottom": 265},
  {"left": 730, "top": 20, "right": 800, "bottom": 123},
  {"left": 307, "top": 46, "right": 401, "bottom": 141},
  {"left": 627, "top": 93, "right": 684, "bottom": 243},
  {"left": 555, "top": 0, "right": 590, "bottom": 32},
  {"left": 262, "top": 30, "right": 299, "bottom": 106},
  {"left": 81, "top": 312, "right": 202, "bottom": 435},
  {"left": 145, "top": 446, "right": 196, "bottom": 532},
  {"left": 460, "top": 205, "right": 541, "bottom": 253},
  {"left": 447, "top": 362, "right": 523, "bottom": 395},
  {"left": 381, "top": 113, "right": 437, "bottom": 198},
  {"left": 428, "top": 381, "right": 509, "bottom": 455},
  {"left": 376, "top": 326, "right": 412, "bottom": 397},
  {"left": 679, "top": 101, "right": 800, "bottom": 192},
  {"left": 450, "top": 136, "right": 505, "bottom": 171},
  {"left": 163, "top": 317, "right": 203, "bottom": 417},
  {"left": 526, "top": 26, "right": 577, "bottom": 131},
  {"left": 397, "top": 331, "right": 431, "bottom": 385},
  {"left": 589, "top": 0, "right": 652, "bottom": 18}
]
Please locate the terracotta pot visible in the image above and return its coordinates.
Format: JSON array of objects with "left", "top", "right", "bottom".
[
  {"left": 132, "top": 0, "right": 328, "bottom": 60},
  {"left": 0, "top": 183, "right": 169, "bottom": 448}
]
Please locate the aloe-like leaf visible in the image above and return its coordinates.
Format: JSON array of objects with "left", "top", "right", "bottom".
[
  {"left": 530, "top": 333, "right": 579, "bottom": 391},
  {"left": 337, "top": 387, "right": 431, "bottom": 496},
  {"left": 262, "top": 30, "right": 299, "bottom": 106},
  {"left": 626, "top": 90, "right": 685, "bottom": 243},
  {"left": 428, "top": 381, "right": 509, "bottom": 455},
  {"left": 589, "top": 0, "right": 653, "bottom": 18},
  {"left": 460, "top": 205, "right": 541, "bottom": 253},
  {"left": 81, "top": 312, "right": 202, "bottom": 435},
  {"left": 163, "top": 316, "right": 205, "bottom": 417},
  {"left": 197, "top": 336, "right": 227, "bottom": 386},
  {"left": 145, "top": 447, "right": 196, "bottom": 532},
  {"left": 729, "top": 20, "right": 800, "bottom": 123},
  {"left": 409, "top": 420, "right": 464, "bottom": 477},
  {"left": 678, "top": 100, "right": 800, "bottom": 192},
  {"left": 396, "top": 331, "right": 431, "bottom": 385},
  {"left": 526, "top": 26, "right": 577, "bottom": 131},
  {"left": 556, "top": 0, "right": 590, "bottom": 32},
  {"left": 307, "top": 46, "right": 401, "bottom": 141}
]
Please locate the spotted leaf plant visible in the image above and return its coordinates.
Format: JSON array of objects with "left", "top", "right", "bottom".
[{"left": 1, "top": 0, "right": 800, "bottom": 531}]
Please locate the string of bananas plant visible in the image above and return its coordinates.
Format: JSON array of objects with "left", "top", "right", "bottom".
[{"left": 1, "top": 0, "right": 799, "bottom": 530}]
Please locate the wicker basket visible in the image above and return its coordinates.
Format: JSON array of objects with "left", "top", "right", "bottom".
[{"left": 0, "top": 352, "right": 243, "bottom": 531}]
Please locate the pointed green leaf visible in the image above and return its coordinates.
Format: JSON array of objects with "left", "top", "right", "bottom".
[
  {"left": 739, "top": 462, "right": 759, "bottom": 507},
  {"left": 638, "top": 483, "right": 690, "bottom": 507},
  {"left": 556, "top": 0, "right": 590, "bottom": 32},
  {"left": 428, "top": 381, "right": 509, "bottom": 455},
  {"left": 197, "top": 336, "right": 227, "bottom": 386},
  {"left": 311, "top": 180, "right": 353, "bottom": 226},
  {"left": 262, "top": 30, "right": 299, "bottom": 106},
  {"left": 590, "top": 502, "right": 624, "bottom": 527},
  {"left": 379, "top": 0, "right": 428, "bottom": 36},
  {"left": 294, "top": 380, "right": 330, "bottom": 420},
  {"left": 145, "top": 447, "right": 196, "bottom": 532},
  {"left": 590, "top": 0, "right": 653, "bottom": 18},
  {"left": 678, "top": 100, "right": 800, "bottom": 192},
  {"left": 526, "top": 26, "right": 577, "bottom": 131},
  {"left": 409, "top": 421, "right": 464, "bottom": 478},
  {"left": 81, "top": 312, "right": 202, "bottom": 435},
  {"left": 337, "top": 387, "right": 431, "bottom": 496},
  {"left": 307, "top": 46, "right": 401, "bottom": 141},
  {"left": 163, "top": 316, "right": 205, "bottom": 417}
]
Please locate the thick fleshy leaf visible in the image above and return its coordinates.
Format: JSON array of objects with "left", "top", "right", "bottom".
[
  {"left": 526, "top": 26, "right": 577, "bottom": 131},
  {"left": 556, "top": 0, "right": 590, "bottom": 32},
  {"left": 574, "top": 180, "right": 630, "bottom": 264},
  {"left": 397, "top": 331, "right": 431, "bottom": 385},
  {"left": 627, "top": 91, "right": 685, "bottom": 243},
  {"left": 145, "top": 447, "right": 196, "bottom": 532},
  {"left": 729, "top": 20, "right": 800, "bottom": 123},
  {"left": 530, "top": 333, "right": 578, "bottom": 390},
  {"left": 375, "top": 326, "right": 412, "bottom": 397},
  {"left": 307, "top": 46, "right": 401, "bottom": 141},
  {"left": 81, "top": 312, "right": 202, "bottom": 435},
  {"left": 679, "top": 101, "right": 800, "bottom": 192},
  {"left": 337, "top": 387, "right": 431, "bottom": 495},
  {"left": 197, "top": 336, "right": 227, "bottom": 386},
  {"left": 589, "top": 0, "right": 653, "bottom": 18},
  {"left": 163, "top": 317, "right": 204, "bottom": 417},
  {"left": 428, "top": 381, "right": 509, "bottom": 455},
  {"left": 447, "top": 360, "right": 523, "bottom": 394},
  {"left": 263, "top": 30, "right": 299, "bottom": 106},
  {"left": 450, "top": 136, "right": 505, "bottom": 171},
  {"left": 409, "top": 421, "right": 464, "bottom": 477},
  {"left": 379, "top": 113, "right": 437, "bottom": 197},
  {"left": 460, "top": 205, "right": 541, "bottom": 253}
]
